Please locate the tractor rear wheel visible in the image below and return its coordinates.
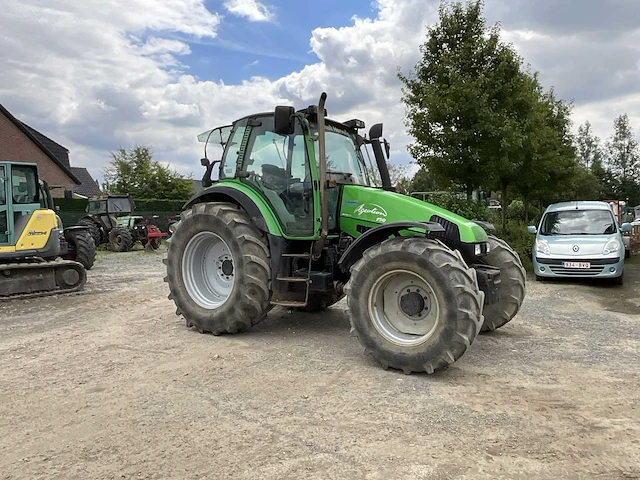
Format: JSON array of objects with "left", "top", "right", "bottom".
[
  {"left": 78, "top": 218, "right": 101, "bottom": 247},
  {"left": 346, "top": 237, "right": 484, "bottom": 374},
  {"left": 64, "top": 229, "right": 96, "bottom": 270},
  {"left": 164, "top": 202, "right": 272, "bottom": 334},
  {"left": 109, "top": 228, "right": 133, "bottom": 252},
  {"left": 479, "top": 236, "right": 526, "bottom": 332}
]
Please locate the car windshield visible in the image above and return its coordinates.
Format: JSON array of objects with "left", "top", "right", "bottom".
[
  {"left": 540, "top": 210, "right": 617, "bottom": 235},
  {"left": 312, "top": 123, "right": 371, "bottom": 186}
]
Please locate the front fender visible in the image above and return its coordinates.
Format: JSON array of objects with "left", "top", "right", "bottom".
[{"left": 338, "top": 221, "right": 445, "bottom": 273}]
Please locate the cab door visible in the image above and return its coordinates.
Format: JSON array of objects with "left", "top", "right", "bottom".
[{"left": 0, "top": 165, "right": 8, "bottom": 245}]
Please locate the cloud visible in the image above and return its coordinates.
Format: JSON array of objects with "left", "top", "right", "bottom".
[
  {"left": 223, "top": 0, "right": 275, "bottom": 23},
  {"left": 1, "top": 0, "right": 639, "bottom": 185}
]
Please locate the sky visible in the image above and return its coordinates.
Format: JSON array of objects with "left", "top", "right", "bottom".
[{"left": 1, "top": 0, "right": 640, "bottom": 184}]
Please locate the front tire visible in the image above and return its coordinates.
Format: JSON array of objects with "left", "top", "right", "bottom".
[
  {"left": 165, "top": 202, "right": 272, "bottom": 334},
  {"left": 109, "top": 228, "right": 133, "bottom": 252},
  {"left": 345, "top": 237, "right": 484, "bottom": 374},
  {"left": 64, "top": 230, "right": 96, "bottom": 270},
  {"left": 479, "top": 236, "right": 526, "bottom": 332}
]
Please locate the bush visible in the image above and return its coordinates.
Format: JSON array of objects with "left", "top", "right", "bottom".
[
  {"left": 427, "top": 193, "right": 490, "bottom": 221},
  {"left": 493, "top": 220, "right": 534, "bottom": 272},
  {"left": 506, "top": 199, "right": 540, "bottom": 223}
]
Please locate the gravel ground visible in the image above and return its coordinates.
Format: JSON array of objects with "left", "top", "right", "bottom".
[{"left": 0, "top": 248, "right": 639, "bottom": 480}]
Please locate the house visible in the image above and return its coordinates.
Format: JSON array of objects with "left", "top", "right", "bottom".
[{"left": 0, "top": 103, "right": 101, "bottom": 198}]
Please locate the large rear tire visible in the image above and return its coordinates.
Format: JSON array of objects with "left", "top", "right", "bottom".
[
  {"left": 78, "top": 218, "right": 101, "bottom": 247},
  {"left": 164, "top": 202, "right": 272, "bottom": 334},
  {"left": 479, "top": 236, "right": 526, "bottom": 332},
  {"left": 345, "top": 237, "right": 484, "bottom": 374},
  {"left": 109, "top": 228, "right": 133, "bottom": 252},
  {"left": 64, "top": 230, "right": 96, "bottom": 270}
]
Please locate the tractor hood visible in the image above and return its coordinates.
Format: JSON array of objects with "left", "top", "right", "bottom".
[{"left": 339, "top": 186, "right": 488, "bottom": 243}]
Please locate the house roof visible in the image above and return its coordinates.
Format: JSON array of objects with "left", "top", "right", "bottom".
[
  {"left": 22, "top": 123, "right": 70, "bottom": 167},
  {"left": 69, "top": 167, "right": 102, "bottom": 197},
  {"left": 0, "top": 103, "right": 80, "bottom": 184}
]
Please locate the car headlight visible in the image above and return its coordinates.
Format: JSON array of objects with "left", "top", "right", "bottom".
[
  {"left": 603, "top": 239, "right": 621, "bottom": 255},
  {"left": 535, "top": 239, "right": 551, "bottom": 255}
]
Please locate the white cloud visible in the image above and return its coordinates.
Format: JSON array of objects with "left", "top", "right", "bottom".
[
  {"left": 223, "top": 0, "right": 275, "bottom": 23},
  {"left": 1, "top": 0, "right": 639, "bottom": 185}
]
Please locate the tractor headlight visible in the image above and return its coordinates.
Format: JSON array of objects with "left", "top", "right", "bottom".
[
  {"left": 603, "top": 239, "right": 621, "bottom": 255},
  {"left": 536, "top": 239, "right": 551, "bottom": 256},
  {"left": 474, "top": 244, "right": 482, "bottom": 256}
]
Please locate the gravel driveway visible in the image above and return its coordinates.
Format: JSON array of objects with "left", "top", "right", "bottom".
[{"left": 1, "top": 249, "right": 638, "bottom": 479}]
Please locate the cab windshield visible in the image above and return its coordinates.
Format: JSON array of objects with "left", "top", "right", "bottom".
[
  {"left": 312, "top": 123, "right": 371, "bottom": 186},
  {"left": 540, "top": 210, "right": 617, "bottom": 235}
]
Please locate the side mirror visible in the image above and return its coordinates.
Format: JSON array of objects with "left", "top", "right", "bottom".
[
  {"left": 274, "top": 106, "right": 295, "bottom": 135},
  {"left": 621, "top": 222, "right": 633, "bottom": 233},
  {"left": 383, "top": 139, "right": 391, "bottom": 159},
  {"left": 369, "top": 123, "right": 383, "bottom": 140},
  {"left": 527, "top": 226, "right": 537, "bottom": 234},
  {"left": 200, "top": 158, "right": 210, "bottom": 167}
]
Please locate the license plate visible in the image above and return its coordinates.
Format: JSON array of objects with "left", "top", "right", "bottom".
[{"left": 563, "top": 261, "right": 590, "bottom": 269}]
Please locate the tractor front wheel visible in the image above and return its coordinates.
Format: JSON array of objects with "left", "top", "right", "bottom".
[
  {"left": 479, "top": 236, "right": 526, "bottom": 332},
  {"left": 64, "top": 229, "right": 96, "bottom": 270},
  {"left": 346, "top": 237, "right": 484, "bottom": 374},
  {"left": 109, "top": 228, "right": 133, "bottom": 252},
  {"left": 164, "top": 202, "right": 272, "bottom": 334}
]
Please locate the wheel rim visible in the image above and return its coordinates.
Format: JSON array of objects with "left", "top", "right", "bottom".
[
  {"left": 182, "top": 232, "right": 235, "bottom": 309},
  {"left": 368, "top": 269, "right": 440, "bottom": 347}
]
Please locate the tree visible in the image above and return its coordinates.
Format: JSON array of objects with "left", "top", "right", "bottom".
[
  {"left": 576, "top": 121, "right": 603, "bottom": 170},
  {"left": 411, "top": 168, "right": 438, "bottom": 192},
  {"left": 387, "top": 163, "right": 412, "bottom": 194},
  {"left": 103, "top": 145, "right": 193, "bottom": 200},
  {"left": 606, "top": 114, "right": 639, "bottom": 187},
  {"left": 399, "top": 0, "right": 531, "bottom": 203}
]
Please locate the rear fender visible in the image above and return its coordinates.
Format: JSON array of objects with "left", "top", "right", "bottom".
[
  {"left": 183, "top": 185, "right": 284, "bottom": 236},
  {"left": 338, "top": 221, "right": 445, "bottom": 273}
]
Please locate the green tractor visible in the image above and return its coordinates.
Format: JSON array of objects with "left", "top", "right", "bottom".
[
  {"left": 164, "top": 93, "right": 526, "bottom": 374},
  {"left": 78, "top": 195, "right": 165, "bottom": 251}
]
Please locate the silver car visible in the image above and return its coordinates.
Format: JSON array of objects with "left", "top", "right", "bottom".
[{"left": 528, "top": 201, "right": 632, "bottom": 284}]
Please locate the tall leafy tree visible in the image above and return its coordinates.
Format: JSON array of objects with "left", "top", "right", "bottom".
[
  {"left": 399, "top": 0, "right": 530, "bottom": 203},
  {"left": 411, "top": 168, "right": 438, "bottom": 192},
  {"left": 606, "top": 114, "right": 639, "bottom": 186},
  {"left": 576, "top": 121, "right": 603, "bottom": 170},
  {"left": 104, "top": 145, "right": 193, "bottom": 200}
]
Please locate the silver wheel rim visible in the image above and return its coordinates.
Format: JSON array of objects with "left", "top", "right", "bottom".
[
  {"left": 367, "top": 269, "right": 440, "bottom": 347},
  {"left": 182, "top": 232, "right": 235, "bottom": 309}
]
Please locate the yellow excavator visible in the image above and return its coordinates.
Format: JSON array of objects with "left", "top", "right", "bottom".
[{"left": 0, "top": 161, "right": 95, "bottom": 299}]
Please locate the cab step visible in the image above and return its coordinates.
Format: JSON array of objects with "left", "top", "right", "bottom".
[
  {"left": 281, "top": 253, "right": 311, "bottom": 258},
  {"left": 276, "top": 277, "right": 309, "bottom": 283},
  {"left": 270, "top": 300, "right": 307, "bottom": 308}
]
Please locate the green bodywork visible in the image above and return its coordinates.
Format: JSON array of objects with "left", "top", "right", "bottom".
[{"left": 339, "top": 186, "right": 488, "bottom": 243}]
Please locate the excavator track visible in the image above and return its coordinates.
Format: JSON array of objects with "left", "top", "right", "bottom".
[{"left": 0, "top": 260, "right": 87, "bottom": 301}]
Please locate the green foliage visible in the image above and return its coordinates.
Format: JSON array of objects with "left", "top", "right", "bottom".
[
  {"left": 103, "top": 145, "right": 193, "bottom": 200},
  {"left": 387, "top": 163, "right": 412, "bottom": 194},
  {"left": 576, "top": 121, "right": 603, "bottom": 170},
  {"left": 606, "top": 114, "right": 639, "bottom": 184},
  {"left": 399, "top": 0, "right": 533, "bottom": 199},
  {"left": 410, "top": 168, "right": 438, "bottom": 192},
  {"left": 426, "top": 192, "right": 490, "bottom": 221},
  {"left": 133, "top": 199, "right": 186, "bottom": 212},
  {"left": 53, "top": 198, "right": 88, "bottom": 211},
  {"left": 505, "top": 199, "right": 541, "bottom": 223},
  {"left": 493, "top": 221, "right": 534, "bottom": 271}
]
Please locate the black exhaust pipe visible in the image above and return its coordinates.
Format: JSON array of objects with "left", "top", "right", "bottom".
[{"left": 369, "top": 124, "right": 393, "bottom": 190}]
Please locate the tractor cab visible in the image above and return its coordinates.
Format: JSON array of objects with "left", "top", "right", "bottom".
[{"left": 0, "top": 162, "right": 41, "bottom": 246}]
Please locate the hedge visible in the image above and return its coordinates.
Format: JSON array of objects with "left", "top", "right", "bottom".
[{"left": 53, "top": 198, "right": 189, "bottom": 212}]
